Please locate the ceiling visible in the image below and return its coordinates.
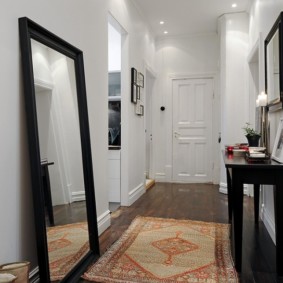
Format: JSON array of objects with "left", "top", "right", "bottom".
[{"left": 131, "top": 0, "right": 252, "bottom": 37}]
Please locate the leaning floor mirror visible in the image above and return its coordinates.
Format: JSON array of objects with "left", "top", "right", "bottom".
[{"left": 19, "top": 17, "right": 100, "bottom": 282}]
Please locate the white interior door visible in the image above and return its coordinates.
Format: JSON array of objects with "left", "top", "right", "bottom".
[{"left": 172, "top": 78, "right": 213, "bottom": 183}]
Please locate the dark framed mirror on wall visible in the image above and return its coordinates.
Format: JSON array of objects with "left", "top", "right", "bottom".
[
  {"left": 265, "top": 11, "right": 283, "bottom": 112},
  {"left": 19, "top": 17, "right": 100, "bottom": 282}
]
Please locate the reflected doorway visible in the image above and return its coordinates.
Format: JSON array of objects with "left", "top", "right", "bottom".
[{"left": 108, "top": 15, "right": 124, "bottom": 212}]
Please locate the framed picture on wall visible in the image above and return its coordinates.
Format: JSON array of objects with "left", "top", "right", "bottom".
[
  {"left": 131, "top": 83, "right": 137, "bottom": 103},
  {"left": 131, "top": 67, "right": 137, "bottom": 84},
  {"left": 272, "top": 117, "right": 283, "bottom": 163},
  {"left": 137, "top": 72, "right": 144, "bottom": 88},
  {"left": 136, "top": 85, "right": 140, "bottom": 100},
  {"left": 136, "top": 99, "right": 141, "bottom": 115},
  {"left": 140, "top": 104, "right": 144, "bottom": 116}
]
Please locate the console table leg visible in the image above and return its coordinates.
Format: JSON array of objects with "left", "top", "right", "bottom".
[
  {"left": 226, "top": 168, "right": 232, "bottom": 224},
  {"left": 232, "top": 172, "right": 244, "bottom": 272},
  {"left": 254, "top": 184, "right": 260, "bottom": 225}
]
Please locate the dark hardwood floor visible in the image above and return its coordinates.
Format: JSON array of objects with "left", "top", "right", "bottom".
[{"left": 79, "top": 182, "right": 280, "bottom": 283}]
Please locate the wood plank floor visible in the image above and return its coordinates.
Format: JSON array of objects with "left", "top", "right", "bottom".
[{"left": 79, "top": 182, "right": 281, "bottom": 283}]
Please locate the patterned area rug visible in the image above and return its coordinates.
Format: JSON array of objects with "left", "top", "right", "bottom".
[
  {"left": 83, "top": 216, "right": 238, "bottom": 282},
  {"left": 47, "top": 222, "right": 89, "bottom": 281}
]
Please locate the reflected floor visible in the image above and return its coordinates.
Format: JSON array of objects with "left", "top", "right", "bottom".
[{"left": 46, "top": 201, "right": 87, "bottom": 227}]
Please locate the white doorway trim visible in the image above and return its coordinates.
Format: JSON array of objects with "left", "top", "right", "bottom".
[
  {"left": 108, "top": 13, "right": 129, "bottom": 206},
  {"left": 144, "top": 63, "right": 156, "bottom": 180}
]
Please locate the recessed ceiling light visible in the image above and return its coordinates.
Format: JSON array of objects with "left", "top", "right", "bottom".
[
  {"left": 164, "top": 31, "right": 168, "bottom": 34},
  {"left": 160, "top": 21, "right": 165, "bottom": 25},
  {"left": 232, "top": 3, "right": 237, "bottom": 8}
]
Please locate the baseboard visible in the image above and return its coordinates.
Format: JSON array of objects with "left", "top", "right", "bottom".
[
  {"left": 261, "top": 207, "right": 276, "bottom": 244},
  {"left": 219, "top": 182, "right": 249, "bottom": 195},
  {"left": 155, "top": 173, "right": 166, "bottom": 182},
  {"left": 97, "top": 210, "right": 111, "bottom": 236},
  {"left": 71, "top": 190, "right": 86, "bottom": 202},
  {"left": 128, "top": 182, "right": 145, "bottom": 206},
  {"left": 219, "top": 182, "right": 228, "bottom": 194}
]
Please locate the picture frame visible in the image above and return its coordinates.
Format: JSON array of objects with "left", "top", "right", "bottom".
[
  {"left": 131, "top": 83, "right": 137, "bottom": 104},
  {"left": 137, "top": 72, "right": 144, "bottom": 88},
  {"left": 140, "top": 104, "right": 144, "bottom": 116},
  {"left": 136, "top": 99, "right": 141, "bottom": 115},
  {"left": 135, "top": 100, "right": 144, "bottom": 116},
  {"left": 136, "top": 85, "right": 140, "bottom": 100},
  {"left": 131, "top": 67, "right": 137, "bottom": 84},
  {"left": 272, "top": 117, "right": 283, "bottom": 163}
]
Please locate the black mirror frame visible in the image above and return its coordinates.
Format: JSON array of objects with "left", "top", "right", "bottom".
[
  {"left": 265, "top": 11, "right": 283, "bottom": 112},
  {"left": 19, "top": 17, "right": 100, "bottom": 282}
]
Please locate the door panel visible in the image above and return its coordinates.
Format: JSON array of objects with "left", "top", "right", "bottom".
[{"left": 173, "top": 78, "right": 213, "bottom": 182}]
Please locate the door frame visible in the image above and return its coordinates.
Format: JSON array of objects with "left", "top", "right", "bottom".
[
  {"left": 144, "top": 64, "right": 157, "bottom": 180},
  {"left": 169, "top": 73, "right": 220, "bottom": 184}
]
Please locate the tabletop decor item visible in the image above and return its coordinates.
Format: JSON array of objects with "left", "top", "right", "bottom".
[{"left": 243, "top": 123, "right": 261, "bottom": 146}]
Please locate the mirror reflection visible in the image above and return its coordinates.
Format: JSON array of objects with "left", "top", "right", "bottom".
[
  {"left": 266, "top": 29, "right": 280, "bottom": 104},
  {"left": 31, "top": 39, "right": 89, "bottom": 281}
]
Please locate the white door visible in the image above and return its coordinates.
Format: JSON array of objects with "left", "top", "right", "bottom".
[{"left": 172, "top": 78, "right": 213, "bottom": 182}]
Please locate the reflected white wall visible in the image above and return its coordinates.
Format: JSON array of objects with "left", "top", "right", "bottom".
[{"left": 32, "top": 40, "right": 84, "bottom": 206}]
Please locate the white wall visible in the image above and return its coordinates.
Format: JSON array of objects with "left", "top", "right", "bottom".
[
  {"left": 249, "top": 0, "right": 283, "bottom": 243},
  {"left": 0, "top": 0, "right": 109, "bottom": 270},
  {"left": 0, "top": 0, "right": 156, "bottom": 272},
  {"left": 218, "top": 13, "right": 250, "bottom": 192},
  {"left": 49, "top": 51, "right": 85, "bottom": 203},
  {"left": 108, "top": 22, "right": 121, "bottom": 72},
  {"left": 154, "top": 33, "right": 220, "bottom": 182}
]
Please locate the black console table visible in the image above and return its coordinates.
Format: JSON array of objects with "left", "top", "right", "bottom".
[{"left": 222, "top": 151, "right": 283, "bottom": 276}]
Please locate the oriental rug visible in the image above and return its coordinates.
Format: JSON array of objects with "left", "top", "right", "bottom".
[
  {"left": 83, "top": 216, "right": 238, "bottom": 282},
  {"left": 47, "top": 222, "right": 89, "bottom": 281}
]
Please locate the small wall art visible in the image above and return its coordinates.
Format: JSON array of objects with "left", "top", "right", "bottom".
[
  {"left": 137, "top": 72, "right": 144, "bottom": 88},
  {"left": 131, "top": 67, "right": 137, "bottom": 103},
  {"left": 135, "top": 100, "right": 144, "bottom": 116},
  {"left": 131, "top": 67, "right": 144, "bottom": 115}
]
